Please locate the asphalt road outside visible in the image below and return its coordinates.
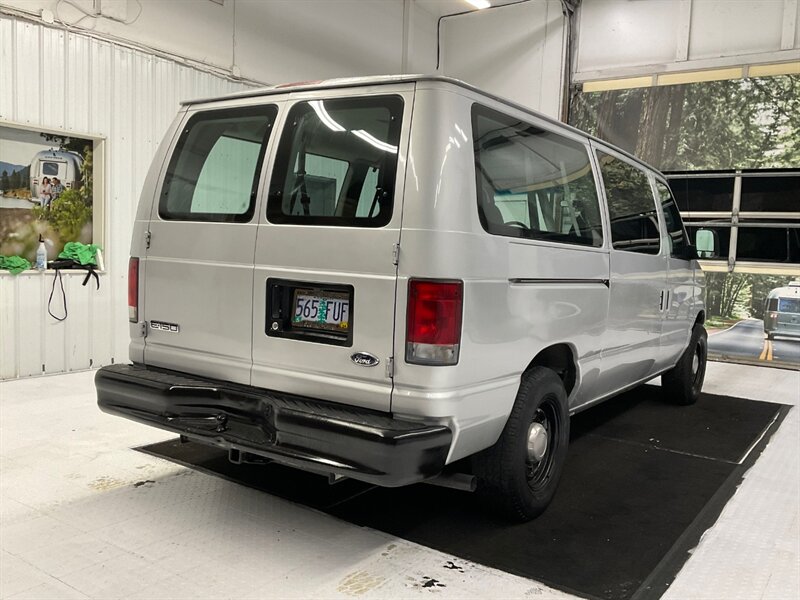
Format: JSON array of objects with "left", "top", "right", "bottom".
[{"left": 709, "top": 318, "right": 800, "bottom": 367}]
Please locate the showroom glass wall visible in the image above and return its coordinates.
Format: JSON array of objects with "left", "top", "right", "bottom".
[{"left": 570, "top": 66, "right": 800, "bottom": 367}]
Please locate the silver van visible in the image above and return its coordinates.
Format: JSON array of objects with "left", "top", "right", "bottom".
[
  {"left": 96, "top": 76, "right": 708, "bottom": 521},
  {"left": 764, "top": 281, "right": 800, "bottom": 340}
]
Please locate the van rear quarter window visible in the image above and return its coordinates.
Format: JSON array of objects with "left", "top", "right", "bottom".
[
  {"left": 159, "top": 105, "right": 278, "bottom": 222},
  {"left": 267, "top": 95, "right": 403, "bottom": 227},
  {"left": 471, "top": 104, "right": 604, "bottom": 247}
]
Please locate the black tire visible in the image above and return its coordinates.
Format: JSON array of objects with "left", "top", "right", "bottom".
[
  {"left": 767, "top": 332, "right": 775, "bottom": 341},
  {"left": 472, "top": 367, "right": 570, "bottom": 522},
  {"left": 662, "top": 323, "right": 707, "bottom": 405}
]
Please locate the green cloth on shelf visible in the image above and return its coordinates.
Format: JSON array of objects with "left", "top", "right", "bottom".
[
  {"left": 58, "top": 242, "right": 101, "bottom": 266},
  {"left": 0, "top": 255, "right": 32, "bottom": 275}
]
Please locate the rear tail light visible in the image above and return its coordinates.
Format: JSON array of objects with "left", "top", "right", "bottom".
[
  {"left": 406, "top": 279, "right": 463, "bottom": 366},
  {"left": 128, "top": 257, "right": 139, "bottom": 322}
]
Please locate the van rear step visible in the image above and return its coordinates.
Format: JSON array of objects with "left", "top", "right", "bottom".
[{"left": 96, "top": 364, "right": 452, "bottom": 487}]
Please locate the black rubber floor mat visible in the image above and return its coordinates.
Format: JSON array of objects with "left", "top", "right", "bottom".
[{"left": 137, "top": 386, "right": 787, "bottom": 600}]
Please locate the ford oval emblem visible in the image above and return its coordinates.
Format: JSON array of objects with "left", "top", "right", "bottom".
[{"left": 351, "top": 352, "right": 380, "bottom": 367}]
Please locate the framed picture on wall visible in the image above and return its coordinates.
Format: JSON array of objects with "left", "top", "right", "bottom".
[{"left": 0, "top": 123, "right": 104, "bottom": 270}]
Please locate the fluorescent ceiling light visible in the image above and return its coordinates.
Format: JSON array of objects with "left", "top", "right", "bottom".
[
  {"left": 309, "top": 100, "right": 345, "bottom": 131},
  {"left": 352, "top": 130, "right": 398, "bottom": 154},
  {"left": 466, "top": 0, "right": 491, "bottom": 9}
]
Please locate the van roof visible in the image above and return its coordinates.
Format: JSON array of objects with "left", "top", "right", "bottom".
[{"left": 181, "top": 74, "right": 661, "bottom": 176}]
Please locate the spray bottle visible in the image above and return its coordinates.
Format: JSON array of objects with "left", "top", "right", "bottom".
[{"left": 35, "top": 235, "right": 47, "bottom": 271}]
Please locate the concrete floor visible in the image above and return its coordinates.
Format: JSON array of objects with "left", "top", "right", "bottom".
[{"left": 1, "top": 362, "right": 798, "bottom": 600}]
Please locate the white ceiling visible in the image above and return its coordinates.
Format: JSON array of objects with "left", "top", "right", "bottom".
[{"left": 414, "top": 0, "right": 526, "bottom": 19}]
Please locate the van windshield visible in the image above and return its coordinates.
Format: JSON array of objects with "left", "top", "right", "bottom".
[{"left": 267, "top": 96, "right": 404, "bottom": 227}]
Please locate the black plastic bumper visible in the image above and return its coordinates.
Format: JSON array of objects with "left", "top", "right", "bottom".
[{"left": 95, "top": 364, "right": 452, "bottom": 487}]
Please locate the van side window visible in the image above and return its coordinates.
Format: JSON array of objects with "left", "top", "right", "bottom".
[
  {"left": 267, "top": 96, "right": 404, "bottom": 227},
  {"left": 598, "top": 152, "right": 661, "bottom": 255},
  {"left": 655, "top": 181, "right": 690, "bottom": 259},
  {"left": 159, "top": 105, "right": 277, "bottom": 222},
  {"left": 471, "top": 105, "right": 604, "bottom": 248}
]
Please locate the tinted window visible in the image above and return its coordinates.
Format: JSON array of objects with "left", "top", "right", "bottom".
[
  {"left": 669, "top": 177, "right": 735, "bottom": 212},
  {"left": 267, "top": 96, "right": 403, "bottom": 227},
  {"left": 598, "top": 152, "right": 660, "bottom": 255},
  {"left": 740, "top": 175, "right": 800, "bottom": 212},
  {"left": 778, "top": 297, "right": 800, "bottom": 313},
  {"left": 736, "top": 226, "right": 800, "bottom": 263},
  {"left": 656, "top": 181, "right": 689, "bottom": 259},
  {"left": 472, "top": 105, "right": 603, "bottom": 247},
  {"left": 160, "top": 106, "right": 277, "bottom": 222}
]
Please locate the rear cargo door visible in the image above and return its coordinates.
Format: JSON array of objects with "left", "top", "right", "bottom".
[
  {"left": 143, "top": 103, "right": 281, "bottom": 385},
  {"left": 251, "top": 86, "right": 413, "bottom": 412}
]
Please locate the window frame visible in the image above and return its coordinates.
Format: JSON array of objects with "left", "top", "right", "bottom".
[
  {"left": 594, "top": 145, "right": 663, "bottom": 257},
  {"left": 158, "top": 104, "right": 278, "bottom": 223},
  {"left": 471, "top": 103, "right": 606, "bottom": 249},
  {"left": 665, "top": 169, "right": 800, "bottom": 272},
  {"left": 266, "top": 94, "right": 405, "bottom": 228},
  {"left": 653, "top": 177, "right": 691, "bottom": 260}
]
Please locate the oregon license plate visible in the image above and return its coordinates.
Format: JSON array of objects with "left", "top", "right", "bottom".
[{"left": 292, "top": 289, "right": 350, "bottom": 331}]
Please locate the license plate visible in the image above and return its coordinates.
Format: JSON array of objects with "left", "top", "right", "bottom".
[{"left": 292, "top": 289, "right": 350, "bottom": 332}]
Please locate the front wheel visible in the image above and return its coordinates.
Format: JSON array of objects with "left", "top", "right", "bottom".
[
  {"left": 472, "top": 367, "right": 570, "bottom": 522},
  {"left": 662, "top": 323, "right": 707, "bottom": 405}
]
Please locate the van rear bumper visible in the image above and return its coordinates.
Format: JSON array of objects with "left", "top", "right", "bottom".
[{"left": 96, "top": 364, "right": 452, "bottom": 487}]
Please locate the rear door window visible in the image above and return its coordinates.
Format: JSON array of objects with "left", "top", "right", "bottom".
[
  {"left": 42, "top": 162, "right": 60, "bottom": 176},
  {"left": 598, "top": 151, "right": 661, "bottom": 255},
  {"left": 159, "top": 105, "right": 278, "bottom": 222},
  {"left": 267, "top": 96, "right": 404, "bottom": 227},
  {"left": 472, "top": 105, "right": 604, "bottom": 247}
]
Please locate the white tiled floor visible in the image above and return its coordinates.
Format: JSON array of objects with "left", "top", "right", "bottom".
[{"left": 0, "top": 363, "right": 798, "bottom": 600}]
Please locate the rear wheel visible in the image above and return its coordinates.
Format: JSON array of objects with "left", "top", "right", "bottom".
[
  {"left": 473, "top": 367, "right": 569, "bottom": 522},
  {"left": 767, "top": 332, "right": 775, "bottom": 341},
  {"left": 662, "top": 323, "right": 707, "bottom": 405}
]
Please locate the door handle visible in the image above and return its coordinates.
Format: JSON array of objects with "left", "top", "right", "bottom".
[{"left": 659, "top": 289, "right": 670, "bottom": 312}]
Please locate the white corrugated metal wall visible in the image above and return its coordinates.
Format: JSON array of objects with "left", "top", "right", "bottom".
[{"left": 0, "top": 15, "right": 251, "bottom": 379}]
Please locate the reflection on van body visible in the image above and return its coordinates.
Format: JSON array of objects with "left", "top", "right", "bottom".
[{"left": 764, "top": 281, "right": 800, "bottom": 340}]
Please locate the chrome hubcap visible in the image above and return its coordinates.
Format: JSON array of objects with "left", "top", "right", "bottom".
[
  {"left": 692, "top": 352, "right": 700, "bottom": 376},
  {"left": 527, "top": 422, "right": 549, "bottom": 462}
]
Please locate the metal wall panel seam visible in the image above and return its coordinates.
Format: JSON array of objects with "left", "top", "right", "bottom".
[{"left": 13, "top": 276, "right": 20, "bottom": 377}]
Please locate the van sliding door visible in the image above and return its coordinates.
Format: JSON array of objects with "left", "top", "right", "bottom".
[{"left": 594, "top": 145, "right": 669, "bottom": 396}]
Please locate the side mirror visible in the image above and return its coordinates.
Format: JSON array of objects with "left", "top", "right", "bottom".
[{"left": 695, "top": 228, "right": 719, "bottom": 259}]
